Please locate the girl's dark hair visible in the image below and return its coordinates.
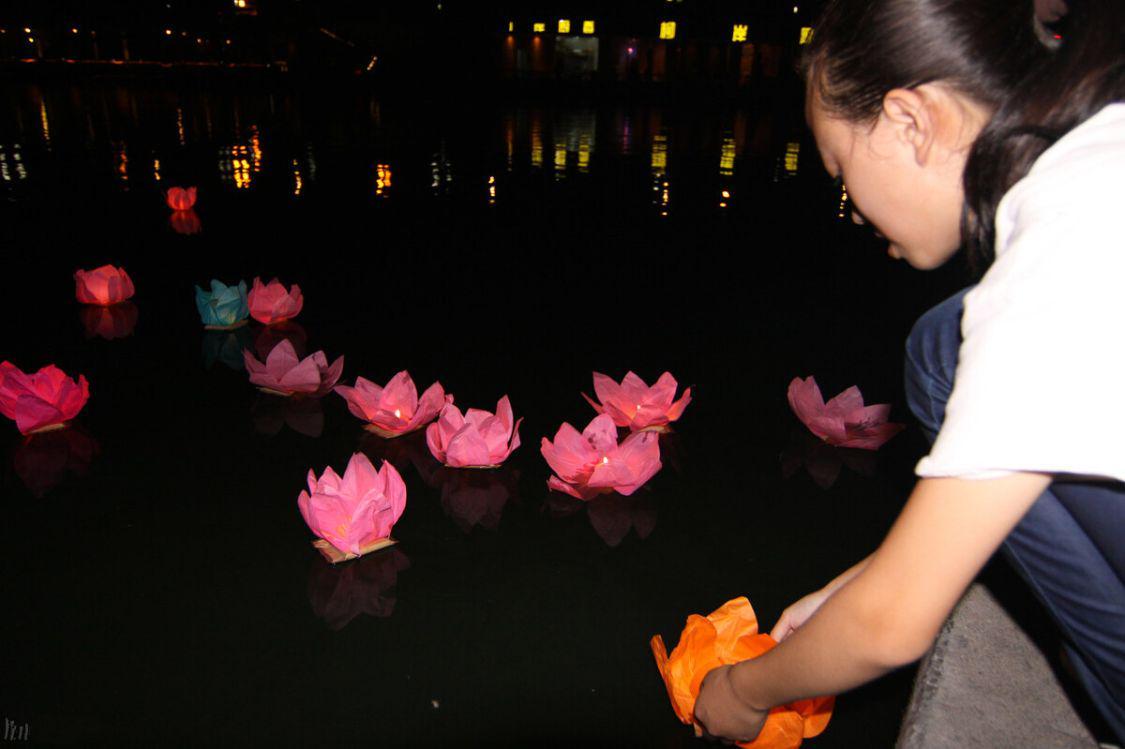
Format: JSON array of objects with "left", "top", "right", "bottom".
[{"left": 803, "top": 0, "right": 1125, "bottom": 271}]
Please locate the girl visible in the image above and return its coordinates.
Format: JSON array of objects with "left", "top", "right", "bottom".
[{"left": 695, "top": 0, "right": 1125, "bottom": 743}]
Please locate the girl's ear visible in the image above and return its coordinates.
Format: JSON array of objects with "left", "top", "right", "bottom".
[{"left": 881, "top": 87, "right": 936, "bottom": 167}]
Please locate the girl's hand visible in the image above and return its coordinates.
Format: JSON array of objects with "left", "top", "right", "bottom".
[
  {"left": 694, "top": 664, "right": 768, "bottom": 745},
  {"left": 770, "top": 587, "right": 833, "bottom": 642}
]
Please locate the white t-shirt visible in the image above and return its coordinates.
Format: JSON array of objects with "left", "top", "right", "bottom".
[{"left": 916, "top": 103, "right": 1125, "bottom": 483}]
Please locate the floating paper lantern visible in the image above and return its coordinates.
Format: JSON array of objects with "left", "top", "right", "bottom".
[
  {"left": 425, "top": 395, "right": 521, "bottom": 468},
  {"left": 582, "top": 371, "right": 692, "bottom": 432},
  {"left": 335, "top": 371, "right": 452, "bottom": 438},
  {"left": 243, "top": 339, "right": 342, "bottom": 397},
  {"left": 195, "top": 279, "right": 250, "bottom": 329},
  {"left": 787, "top": 376, "right": 904, "bottom": 450},
  {"left": 298, "top": 452, "right": 407, "bottom": 564},
  {"left": 247, "top": 277, "right": 303, "bottom": 325},
  {"left": 0, "top": 361, "right": 90, "bottom": 435},
  {"left": 165, "top": 185, "right": 197, "bottom": 211},
  {"left": 74, "top": 265, "right": 135, "bottom": 306},
  {"left": 541, "top": 413, "right": 661, "bottom": 500}
]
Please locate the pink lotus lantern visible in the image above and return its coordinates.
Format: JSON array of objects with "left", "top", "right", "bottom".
[
  {"left": 541, "top": 413, "right": 662, "bottom": 500},
  {"left": 74, "top": 265, "right": 135, "bottom": 306},
  {"left": 165, "top": 186, "right": 198, "bottom": 211},
  {"left": 298, "top": 452, "right": 407, "bottom": 564},
  {"left": 335, "top": 371, "right": 452, "bottom": 438},
  {"left": 247, "top": 277, "right": 304, "bottom": 325},
  {"left": 243, "top": 340, "right": 343, "bottom": 397},
  {"left": 425, "top": 395, "right": 522, "bottom": 468},
  {"left": 582, "top": 371, "right": 692, "bottom": 432},
  {"left": 0, "top": 361, "right": 90, "bottom": 435},
  {"left": 787, "top": 376, "right": 905, "bottom": 450}
]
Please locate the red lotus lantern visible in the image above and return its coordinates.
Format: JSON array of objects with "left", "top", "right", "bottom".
[{"left": 166, "top": 186, "right": 198, "bottom": 211}]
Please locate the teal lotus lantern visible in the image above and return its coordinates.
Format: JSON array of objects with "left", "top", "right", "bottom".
[{"left": 194, "top": 279, "right": 250, "bottom": 329}]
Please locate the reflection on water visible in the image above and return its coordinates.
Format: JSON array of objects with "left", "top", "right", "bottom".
[
  {"left": 545, "top": 491, "right": 660, "bottom": 548},
  {"left": 0, "top": 84, "right": 823, "bottom": 216},
  {"left": 358, "top": 430, "right": 438, "bottom": 484},
  {"left": 169, "top": 208, "right": 201, "bottom": 235},
  {"left": 780, "top": 429, "right": 879, "bottom": 490},
  {"left": 12, "top": 425, "right": 99, "bottom": 497},
  {"left": 201, "top": 326, "right": 254, "bottom": 371},
  {"left": 251, "top": 395, "right": 324, "bottom": 438},
  {"left": 253, "top": 321, "right": 307, "bottom": 361},
  {"left": 431, "top": 466, "right": 520, "bottom": 534},
  {"left": 307, "top": 547, "right": 411, "bottom": 630},
  {"left": 79, "top": 301, "right": 138, "bottom": 340}
]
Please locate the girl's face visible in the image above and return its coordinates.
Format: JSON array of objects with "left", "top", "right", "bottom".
[{"left": 806, "top": 88, "right": 977, "bottom": 270}]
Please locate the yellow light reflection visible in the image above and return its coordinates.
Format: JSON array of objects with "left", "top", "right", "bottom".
[
  {"left": 292, "top": 159, "right": 303, "bottom": 196},
  {"left": 508, "top": 21, "right": 514, "bottom": 32},
  {"left": 719, "top": 189, "right": 731, "bottom": 209},
  {"left": 651, "top": 133, "right": 668, "bottom": 172},
  {"left": 732, "top": 24, "right": 748, "bottom": 42},
  {"left": 838, "top": 183, "right": 849, "bottom": 219},
  {"left": 583, "top": 20, "right": 595, "bottom": 34},
  {"left": 249, "top": 128, "right": 262, "bottom": 172},
  {"left": 577, "top": 136, "right": 591, "bottom": 173},
  {"left": 376, "top": 163, "right": 392, "bottom": 198},
  {"left": 719, "top": 136, "right": 735, "bottom": 176},
  {"left": 532, "top": 22, "right": 545, "bottom": 33},
  {"left": 153, "top": 158, "right": 161, "bottom": 182},
  {"left": 554, "top": 142, "right": 567, "bottom": 180},
  {"left": 784, "top": 141, "right": 800, "bottom": 174},
  {"left": 487, "top": 175, "right": 496, "bottom": 205},
  {"left": 558, "top": 19, "right": 571, "bottom": 34},
  {"left": 176, "top": 107, "right": 186, "bottom": 146},
  {"left": 219, "top": 144, "right": 252, "bottom": 189},
  {"left": 659, "top": 21, "right": 676, "bottom": 40},
  {"left": 800, "top": 27, "right": 814, "bottom": 44},
  {"left": 38, "top": 100, "right": 51, "bottom": 149},
  {"left": 115, "top": 143, "right": 129, "bottom": 188},
  {"left": 531, "top": 124, "right": 543, "bottom": 168}
]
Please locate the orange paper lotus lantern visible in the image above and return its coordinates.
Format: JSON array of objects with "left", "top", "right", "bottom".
[
  {"left": 166, "top": 186, "right": 198, "bottom": 211},
  {"left": 651, "top": 597, "right": 834, "bottom": 749}
]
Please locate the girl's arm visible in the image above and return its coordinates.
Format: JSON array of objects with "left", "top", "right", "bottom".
[
  {"left": 695, "top": 473, "right": 1050, "bottom": 742},
  {"left": 770, "top": 553, "right": 873, "bottom": 642}
]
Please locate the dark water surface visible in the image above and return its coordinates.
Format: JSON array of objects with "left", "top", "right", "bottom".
[{"left": 0, "top": 80, "right": 967, "bottom": 746}]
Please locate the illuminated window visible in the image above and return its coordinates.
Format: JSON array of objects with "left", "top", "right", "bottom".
[
  {"left": 582, "top": 20, "right": 595, "bottom": 34},
  {"left": 558, "top": 19, "right": 571, "bottom": 34},
  {"left": 731, "top": 24, "right": 748, "bottom": 42},
  {"left": 234, "top": 0, "right": 247, "bottom": 7},
  {"left": 532, "top": 22, "right": 546, "bottom": 33},
  {"left": 659, "top": 21, "right": 676, "bottom": 40},
  {"left": 799, "top": 27, "right": 814, "bottom": 44}
]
